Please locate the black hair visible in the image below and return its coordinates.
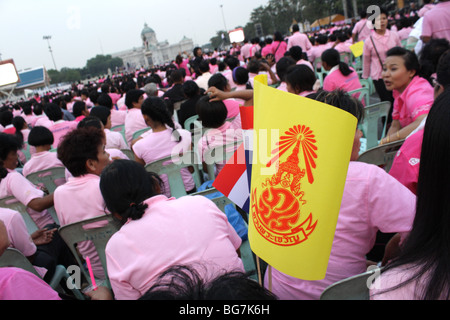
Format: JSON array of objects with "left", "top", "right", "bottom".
[
  {"left": 72, "top": 101, "right": 87, "bottom": 118},
  {"left": 125, "top": 89, "right": 145, "bottom": 109},
  {"left": 273, "top": 31, "right": 284, "bottom": 42},
  {"left": 196, "top": 96, "right": 228, "bottom": 128},
  {"left": 138, "top": 264, "right": 278, "bottom": 300},
  {"left": 12, "top": 116, "right": 27, "bottom": 145},
  {"left": 89, "top": 106, "right": 111, "bottom": 126},
  {"left": 208, "top": 73, "right": 228, "bottom": 91},
  {"left": 57, "top": 126, "right": 105, "bottom": 177},
  {"left": 386, "top": 46, "right": 422, "bottom": 78},
  {"left": 182, "top": 81, "right": 200, "bottom": 98},
  {"left": 285, "top": 64, "right": 317, "bottom": 94},
  {"left": 247, "top": 59, "right": 260, "bottom": 74},
  {"left": 99, "top": 160, "right": 163, "bottom": 224},
  {"left": 43, "top": 103, "right": 63, "bottom": 122},
  {"left": 77, "top": 116, "right": 103, "bottom": 130},
  {"left": 321, "top": 48, "right": 353, "bottom": 76},
  {"left": 276, "top": 57, "right": 296, "bottom": 82},
  {"left": 97, "top": 93, "right": 114, "bottom": 110},
  {"left": 21, "top": 102, "right": 33, "bottom": 116},
  {"left": 419, "top": 39, "right": 450, "bottom": 86},
  {"left": 141, "top": 97, "right": 181, "bottom": 142},
  {"left": 292, "top": 24, "right": 300, "bottom": 33},
  {"left": 198, "top": 60, "right": 210, "bottom": 74},
  {"left": 232, "top": 67, "right": 250, "bottom": 86},
  {"left": 224, "top": 56, "right": 240, "bottom": 71},
  {"left": 288, "top": 46, "right": 303, "bottom": 62},
  {"left": 0, "top": 109, "right": 13, "bottom": 127},
  {"left": 376, "top": 90, "right": 450, "bottom": 300},
  {"left": 33, "top": 103, "right": 43, "bottom": 115},
  {"left": 437, "top": 49, "right": 450, "bottom": 89},
  {"left": 28, "top": 126, "right": 54, "bottom": 147},
  {"left": 313, "top": 89, "right": 365, "bottom": 124},
  {"left": 0, "top": 133, "right": 22, "bottom": 181}
]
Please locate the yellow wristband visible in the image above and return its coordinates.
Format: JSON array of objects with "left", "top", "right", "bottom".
[{"left": 397, "top": 131, "right": 400, "bottom": 139}]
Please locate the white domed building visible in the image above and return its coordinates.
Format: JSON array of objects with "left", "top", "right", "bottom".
[{"left": 111, "top": 23, "right": 194, "bottom": 70}]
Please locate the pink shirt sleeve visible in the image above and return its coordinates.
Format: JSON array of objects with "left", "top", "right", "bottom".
[
  {"left": 3, "top": 210, "right": 37, "bottom": 257},
  {"left": 5, "top": 171, "right": 45, "bottom": 207}
]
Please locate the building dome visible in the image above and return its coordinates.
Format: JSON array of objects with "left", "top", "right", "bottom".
[{"left": 141, "top": 23, "right": 155, "bottom": 35}]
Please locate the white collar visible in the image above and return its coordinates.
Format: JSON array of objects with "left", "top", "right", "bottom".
[{"left": 328, "top": 65, "right": 340, "bottom": 75}]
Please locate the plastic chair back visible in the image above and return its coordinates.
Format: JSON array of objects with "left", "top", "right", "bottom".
[
  {"left": 0, "top": 248, "right": 41, "bottom": 277},
  {"left": 111, "top": 125, "right": 126, "bottom": 145},
  {"left": 357, "top": 140, "right": 405, "bottom": 172},
  {"left": 349, "top": 87, "right": 370, "bottom": 107},
  {"left": 359, "top": 101, "right": 391, "bottom": 151},
  {"left": 0, "top": 196, "right": 38, "bottom": 234},
  {"left": 184, "top": 115, "right": 202, "bottom": 132},
  {"left": 120, "top": 149, "right": 135, "bottom": 160},
  {"left": 145, "top": 151, "right": 203, "bottom": 198},
  {"left": 132, "top": 127, "right": 151, "bottom": 141},
  {"left": 22, "top": 142, "right": 32, "bottom": 163},
  {"left": 190, "top": 187, "right": 234, "bottom": 214},
  {"left": 340, "top": 52, "right": 352, "bottom": 64},
  {"left": 58, "top": 214, "right": 121, "bottom": 290},
  {"left": 320, "top": 268, "right": 381, "bottom": 300},
  {"left": 26, "top": 167, "right": 67, "bottom": 194}
]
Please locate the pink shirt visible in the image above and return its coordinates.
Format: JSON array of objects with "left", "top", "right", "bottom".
[
  {"left": 104, "top": 128, "right": 128, "bottom": 150},
  {"left": 421, "top": 1, "right": 450, "bottom": 42},
  {"left": 287, "top": 32, "right": 313, "bottom": 52},
  {"left": 0, "top": 267, "right": 61, "bottom": 300},
  {"left": 261, "top": 45, "right": 273, "bottom": 58},
  {"left": 22, "top": 151, "right": 65, "bottom": 180},
  {"left": 392, "top": 76, "right": 433, "bottom": 128},
  {"left": 308, "top": 44, "right": 329, "bottom": 68},
  {"left": 266, "top": 162, "right": 416, "bottom": 300},
  {"left": 397, "top": 27, "right": 413, "bottom": 41},
  {"left": 323, "top": 66, "right": 363, "bottom": 97},
  {"left": 197, "top": 119, "right": 243, "bottom": 175},
  {"left": 48, "top": 120, "right": 78, "bottom": 148},
  {"left": 223, "top": 99, "right": 241, "bottom": 119},
  {"left": 296, "top": 59, "right": 314, "bottom": 71},
  {"left": 352, "top": 18, "right": 371, "bottom": 42},
  {"left": 223, "top": 70, "right": 237, "bottom": 90},
  {"left": 110, "top": 109, "right": 127, "bottom": 128},
  {"left": 240, "top": 43, "right": 252, "bottom": 60},
  {"left": 132, "top": 128, "right": 195, "bottom": 197},
  {"left": 363, "top": 30, "right": 401, "bottom": 80},
  {"left": 54, "top": 174, "right": 108, "bottom": 279},
  {"left": 0, "top": 170, "right": 54, "bottom": 229},
  {"left": 105, "top": 195, "right": 244, "bottom": 300},
  {"left": 34, "top": 116, "right": 53, "bottom": 128},
  {"left": 271, "top": 41, "right": 288, "bottom": 62},
  {"left": 31, "top": 115, "right": 49, "bottom": 128},
  {"left": 124, "top": 108, "right": 148, "bottom": 146},
  {"left": 389, "top": 129, "right": 423, "bottom": 195}
]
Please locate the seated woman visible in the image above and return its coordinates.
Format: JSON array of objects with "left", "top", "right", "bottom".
[
  {"left": 89, "top": 106, "right": 128, "bottom": 150},
  {"left": 232, "top": 67, "right": 252, "bottom": 92},
  {"left": 275, "top": 57, "right": 297, "bottom": 92},
  {"left": 370, "top": 89, "right": 450, "bottom": 300},
  {"left": 196, "top": 96, "right": 243, "bottom": 176},
  {"left": 54, "top": 126, "right": 111, "bottom": 279},
  {"left": 99, "top": 160, "right": 245, "bottom": 300},
  {"left": 22, "top": 126, "right": 66, "bottom": 188},
  {"left": 264, "top": 90, "right": 417, "bottom": 300},
  {"left": 207, "top": 73, "right": 241, "bottom": 119},
  {"left": 380, "top": 47, "right": 434, "bottom": 144},
  {"left": 285, "top": 64, "right": 318, "bottom": 97},
  {"left": 321, "top": 48, "right": 363, "bottom": 101},
  {"left": 132, "top": 97, "right": 195, "bottom": 197}
]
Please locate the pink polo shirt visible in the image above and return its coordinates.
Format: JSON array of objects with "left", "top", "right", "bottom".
[
  {"left": 22, "top": 151, "right": 65, "bottom": 179},
  {"left": 0, "top": 267, "right": 61, "bottom": 300},
  {"left": 308, "top": 45, "right": 329, "bottom": 68},
  {"left": 105, "top": 195, "right": 244, "bottom": 300},
  {"left": 133, "top": 128, "right": 194, "bottom": 197},
  {"left": 124, "top": 108, "right": 148, "bottom": 146},
  {"left": 421, "top": 1, "right": 450, "bottom": 42},
  {"left": 223, "top": 70, "right": 237, "bottom": 90},
  {"left": 32, "top": 115, "right": 51, "bottom": 128},
  {"left": 397, "top": 27, "right": 413, "bottom": 41},
  {"left": 110, "top": 109, "right": 127, "bottom": 128},
  {"left": 363, "top": 30, "right": 401, "bottom": 80},
  {"left": 0, "top": 170, "right": 54, "bottom": 229},
  {"left": 323, "top": 66, "right": 363, "bottom": 98},
  {"left": 48, "top": 120, "right": 78, "bottom": 148},
  {"left": 296, "top": 59, "right": 314, "bottom": 71},
  {"left": 223, "top": 99, "right": 241, "bottom": 119},
  {"left": 389, "top": 129, "right": 423, "bottom": 195},
  {"left": 54, "top": 174, "right": 108, "bottom": 279},
  {"left": 240, "top": 43, "right": 252, "bottom": 61},
  {"left": 197, "top": 120, "right": 243, "bottom": 175},
  {"left": 261, "top": 45, "right": 273, "bottom": 58},
  {"left": 271, "top": 41, "right": 288, "bottom": 62},
  {"left": 287, "top": 32, "right": 313, "bottom": 52},
  {"left": 392, "top": 76, "right": 433, "bottom": 128},
  {"left": 104, "top": 128, "right": 128, "bottom": 150},
  {"left": 352, "top": 18, "right": 371, "bottom": 42},
  {"left": 0, "top": 208, "right": 37, "bottom": 257},
  {"left": 266, "top": 162, "right": 416, "bottom": 300}
]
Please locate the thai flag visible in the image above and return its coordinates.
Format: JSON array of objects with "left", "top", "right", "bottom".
[{"left": 213, "top": 106, "right": 253, "bottom": 213}]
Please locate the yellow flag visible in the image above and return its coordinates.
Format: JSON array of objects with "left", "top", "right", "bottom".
[
  {"left": 350, "top": 41, "right": 364, "bottom": 58},
  {"left": 249, "top": 82, "right": 357, "bottom": 280}
]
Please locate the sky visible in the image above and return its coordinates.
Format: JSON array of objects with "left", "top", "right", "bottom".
[{"left": 0, "top": 0, "right": 269, "bottom": 71}]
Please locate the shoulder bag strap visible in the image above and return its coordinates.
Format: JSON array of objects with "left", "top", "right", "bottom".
[{"left": 370, "top": 36, "right": 384, "bottom": 68}]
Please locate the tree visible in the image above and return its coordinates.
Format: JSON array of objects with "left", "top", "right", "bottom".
[
  {"left": 86, "top": 55, "right": 123, "bottom": 77},
  {"left": 209, "top": 30, "right": 229, "bottom": 50}
]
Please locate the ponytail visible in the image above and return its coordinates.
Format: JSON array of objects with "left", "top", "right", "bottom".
[
  {"left": 142, "top": 97, "right": 182, "bottom": 142},
  {"left": 338, "top": 62, "right": 352, "bottom": 77}
]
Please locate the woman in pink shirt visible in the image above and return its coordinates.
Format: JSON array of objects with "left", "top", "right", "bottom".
[
  {"left": 196, "top": 96, "right": 243, "bottom": 176},
  {"left": 54, "top": 126, "right": 111, "bottom": 279},
  {"left": 89, "top": 106, "right": 128, "bottom": 150},
  {"left": 271, "top": 32, "right": 287, "bottom": 62},
  {"left": 379, "top": 47, "right": 434, "bottom": 145},
  {"left": 265, "top": 90, "right": 416, "bottom": 300},
  {"left": 133, "top": 97, "right": 195, "bottom": 197},
  {"left": 363, "top": 7, "right": 401, "bottom": 119},
  {"left": 207, "top": 73, "right": 241, "bottom": 119},
  {"left": 285, "top": 64, "right": 318, "bottom": 97},
  {"left": 321, "top": 48, "right": 363, "bottom": 100},
  {"left": 371, "top": 90, "right": 450, "bottom": 300},
  {"left": 99, "top": 160, "right": 245, "bottom": 300}
]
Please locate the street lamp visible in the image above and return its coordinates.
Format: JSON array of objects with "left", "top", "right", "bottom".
[
  {"left": 220, "top": 5, "right": 228, "bottom": 32},
  {"left": 43, "top": 35, "right": 57, "bottom": 71}
]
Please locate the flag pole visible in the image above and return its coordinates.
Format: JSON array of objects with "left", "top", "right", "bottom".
[{"left": 256, "top": 255, "right": 262, "bottom": 286}]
